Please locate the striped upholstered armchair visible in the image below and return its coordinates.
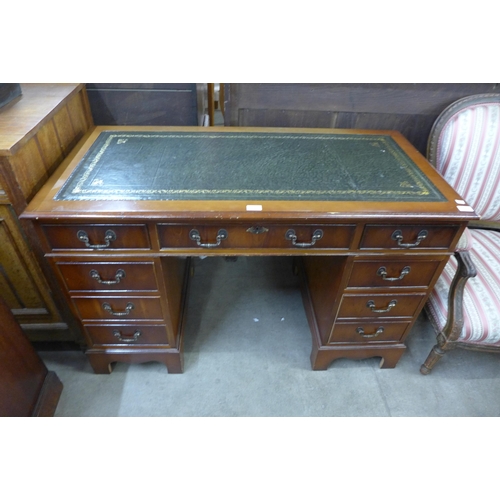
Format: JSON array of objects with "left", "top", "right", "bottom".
[{"left": 421, "top": 93, "right": 500, "bottom": 374}]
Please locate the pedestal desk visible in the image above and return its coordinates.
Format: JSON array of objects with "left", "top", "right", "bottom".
[{"left": 21, "top": 126, "right": 477, "bottom": 373}]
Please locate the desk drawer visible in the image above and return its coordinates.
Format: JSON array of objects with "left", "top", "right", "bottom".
[
  {"left": 72, "top": 296, "right": 164, "bottom": 320},
  {"left": 329, "top": 321, "right": 411, "bottom": 344},
  {"left": 360, "top": 224, "right": 459, "bottom": 250},
  {"left": 347, "top": 258, "right": 444, "bottom": 288},
  {"left": 56, "top": 262, "right": 158, "bottom": 292},
  {"left": 158, "top": 223, "right": 356, "bottom": 250},
  {"left": 41, "top": 224, "right": 151, "bottom": 251},
  {"left": 85, "top": 324, "right": 170, "bottom": 346},
  {"left": 337, "top": 293, "right": 426, "bottom": 319}
]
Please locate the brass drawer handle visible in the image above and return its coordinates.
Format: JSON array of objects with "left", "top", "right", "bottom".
[
  {"left": 391, "top": 229, "right": 428, "bottom": 248},
  {"left": 90, "top": 269, "right": 126, "bottom": 285},
  {"left": 357, "top": 327, "right": 384, "bottom": 338},
  {"left": 377, "top": 266, "right": 411, "bottom": 281},
  {"left": 77, "top": 229, "right": 117, "bottom": 249},
  {"left": 285, "top": 229, "right": 323, "bottom": 247},
  {"left": 102, "top": 302, "right": 134, "bottom": 316},
  {"left": 366, "top": 299, "right": 397, "bottom": 313},
  {"left": 189, "top": 228, "right": 228, "bottom": 248},
  {"left": 113, "top": 329, "right": 142, "bottom": 343}
]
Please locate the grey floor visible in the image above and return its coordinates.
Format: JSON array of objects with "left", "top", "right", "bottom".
[{"left": 39, "top": 256, "right": 500, "bottom": 417}]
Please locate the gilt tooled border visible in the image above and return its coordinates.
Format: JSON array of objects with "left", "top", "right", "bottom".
[{"left": 59, "top": 132, "right": 440, "bottom": 200}]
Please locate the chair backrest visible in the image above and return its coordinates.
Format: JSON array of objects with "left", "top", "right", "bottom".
[{"left": 427, "top": 94, "right": 500, "bottom": 223}]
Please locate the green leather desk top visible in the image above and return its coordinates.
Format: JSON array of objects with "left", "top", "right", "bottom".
[{"left": 54, "top": 130, "right": 446, "bottom": 203}]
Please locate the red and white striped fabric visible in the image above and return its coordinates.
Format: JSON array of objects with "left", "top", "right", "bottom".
[
  {"left": 426, "top": 99, "right": 500, "bottom": 346},
  {"left": 426, "top": 229, "right": 500, "bottom": 346},
  {"left": 435, "top": 102, "right": 500, "bottom": 220}
]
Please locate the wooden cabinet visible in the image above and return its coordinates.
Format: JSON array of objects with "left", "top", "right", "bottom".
[
  {"left": 0, "top": 296, "right": 62, "bottom": 417},
  {"left": 0, "top": 84, "right": 93, "bottom": 341}
]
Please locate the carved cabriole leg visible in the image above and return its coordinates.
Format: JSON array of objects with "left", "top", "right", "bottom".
[{"left": 420, "top": 250, "right": 477, "bottom": 375}]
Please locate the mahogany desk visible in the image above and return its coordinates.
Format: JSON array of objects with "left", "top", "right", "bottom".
[{"left": 21, "top": 126, "right": 477, "bottom": 374}]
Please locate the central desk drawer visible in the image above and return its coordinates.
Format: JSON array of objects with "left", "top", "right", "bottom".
[
  {"left": 158, "top": 223, "right": 356, "bottom": 250},
  {"left": 337, "top": 293, "right": 426, "bottom": 319},
  {"left": 41, "top": 224, "right": 151, "bottom": 251},
  {"left": 56, "top": 262, "right": 158, "bottom": 292},
  {"left": 72, "top": 296, "right": 164, "bottom": 320}
]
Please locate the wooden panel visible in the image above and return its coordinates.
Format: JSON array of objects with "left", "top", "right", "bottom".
[
  {"left": 238, "top": 108, "right": 334, "bottom": 128},
  {"left": 302, "top": 256, "right": 349, "bottom": 344},
  {"left": 86, "top": 83, "right": 198, "bottom": 126},
  {"left": 226, "top": 83, "right": 500, "bottom": 115},
  {"left": 162, "top": 257, "right": 189, "bottom": 343},
  {"left": 52, "top": 103, "right": 76, "bottom": 156},
  {"left": 0, "top": 206, "right": 52, "bottom": 318},
  {"left": 224, "top": 83, "right": 500, "bottom": 154},
  {"left": 36, "top": 119, "right": 64, "bottom": 175},
  {"left": 66, "top": 91, "right": 92, "bottom": 139},
  {"left": 9, "top": 136, "right": 48, "bottom": 202}
]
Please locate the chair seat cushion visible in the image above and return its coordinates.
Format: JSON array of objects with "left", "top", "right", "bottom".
[{"left": 426, "top": 228, "right": 500, "bottom": 346}]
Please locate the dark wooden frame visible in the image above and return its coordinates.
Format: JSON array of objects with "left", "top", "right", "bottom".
[
  {"left": 223, "top": 84, "right": 500, "bottom": 155},
  {"left": 85, "top": 84, "right": 199, "bottom": 127},
  {"left": 0, "top": 297, "right": 62, "bottom": 416},
  {"left": 421, "top": 94, "right": 500, "bottom": 374}
]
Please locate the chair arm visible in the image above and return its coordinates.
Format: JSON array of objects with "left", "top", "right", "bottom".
[
  {"left": 438, "top": 249, "right": 477, "bottom": 345},
  {"left": 468, "top": 220, "right": 500, "bottom": 232}
]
